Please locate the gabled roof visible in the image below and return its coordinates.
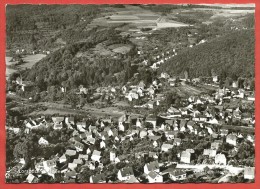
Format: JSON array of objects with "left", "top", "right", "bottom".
[
  {"left": 181, "top": 151, "right": 191, "bottom": 158},
  {"left": 174, "top": 138, "right": 182, "bottom": 143},
  {"left": 77, "top": 122, "right": 86, "bottom": 126},
  {"left": 65, "top": 170, "right": 77, "bottom": 178},
  {"left": 227, "top": 134, "right": 237, "bottom": 141},
  {"left": 92, "top": 150, "right": 101, "bottom": 157},
  {"left": 91, "top": 173, "right": 106, "bottom": 183},
  {"left": 161, "top": 143, "right": 173, "bottom": 149},
  {"left": 187, "top": 121, "right": 195, "bottom": 127},
  {"left": 170, "top": 169, "right": 186, "bottom": 176},
  {"left": 52, "top": 117, "right": 64, "bottom": 123},
  {"left": 215, "top": 153, "right": 226, "bottom": 160},
  {"left": 165, "top": 119, "right": 174, "bottom": 125},
  {"left": 65, "top": 149, "right": 77, "bottom": 156},
  {"left": 148, "top": 135, "right": 161, "bottom": 141},
  {"left": 125, "top": 175, "right": 139, "bottom": 183},
  {"left": 44, "top": 159, "right": 56, "bottom": 167},
  {"left": 148, "top": 171, "right": 160, "bottom": 179},
  {"left": 73, "top": 158, "right": 83, "bottom": 165},
  {"left": 180, "top": 119, "right": 187, "bottom": 127},
  {"left": 120, "top": 167, "right": 134, "bottom": 177},
  {"left": 146, "top": 116, "right": 157, "bottom": 122},
  {"left": 146, "top": 161, "right": 159, "bottom": 171}
]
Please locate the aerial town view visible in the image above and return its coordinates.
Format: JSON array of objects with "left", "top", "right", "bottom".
[{"left": 5, "top": 4, "right": 255, "bottom": 183}]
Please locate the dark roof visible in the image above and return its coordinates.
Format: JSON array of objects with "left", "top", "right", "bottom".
[
  {"left": 170, "top": 169, "right": 186, "bottom": 176},
  {"left": 148, "top": 171, "right": 160, "bottom": 179},
  {"left": 165, "top": 119, "right": 174, "bottom": 125},
  {"left": 146, "top": 161, "right": 159, "bottom": 171},
  {"left": 120, "top": 167, "right": 134, "bottom": 177},
  {"left": 91, "top": 173, "right": 106, "bottom": 183},
  {"left": 180, "top": 119, "right": 187, "bottom": 127}
]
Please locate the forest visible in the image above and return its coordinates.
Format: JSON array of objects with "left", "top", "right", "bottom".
[
  {"left": 6, "top": 5, "right": 102, "bottom": 50},
  {"left": 158, "top": 29, "right": 255, "bottom": 81}
]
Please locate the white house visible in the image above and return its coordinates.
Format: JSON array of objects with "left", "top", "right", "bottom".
[
  {"left": 118, "top": 167, "right": 135, "bottom": 181},
  {"left": 147, "top": 171, "right": 163, "bottom": 183},
  {"left": 215, "top": 153, "right": 227, "bottom": 165},
  {"left": 169, "top": 169, "right": 186, "bottom": 181},
  {"left": 244, "top": 167, "right": 255, "bottom": 180},
  {"left": 180, "top": 151, "right": 191, "bottom": 164},
  {"left": 144, "top": 161, "right": 160, "bottom": 174},
  {"left": 161, "top": 143, "right": 173, "bottom": 152},
  {"left": 90, "top": 173, "right": 106, "bottom": 183},
  {"left": 91, "top": 150, "right": 101, "bottom": 162},
  {"left": 38, "top": 137, "right": 49, "bottom": 145}
]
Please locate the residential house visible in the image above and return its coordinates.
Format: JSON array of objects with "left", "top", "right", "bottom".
[
  {"left": 146, "top": 116, "right": 157, "bottom": 128},
  {"left": 174, "top": 138, "right": 181, "bottom": 146},
  {"left": 203, "top": 149, "right": 217, "bottom": 157},
  {"left": 118, "top": 167, "right": 135, "bottom": 181},
  {"left": 100, "top": 140, "right": 106, "bottom": 149},
  {"left": 59, "top": 154, "right": 67, "bottom": 163},
  {"left": 211, "top": 142, "right": 220, "bottom": 150},
  {"left": 161, "top": 143, "right": 173, "bottom": 152},
  {"left": 180, "top": 151, "right": 191, "bottom": 164},
  {"left": 226, "top": 134, "right": 237, "bottom": 146},
  {"left": 74, "top": 141, "right": 84, "bottom": 152},
  {"left": 91, "top": 150, "right": 102, "bottom": 162},
  {"left": 220, "top": 129, "right": 229, "bottom": 137},
  {"left": 65, "top": 117, "right": 75, "bottom": 128},
  {"left": 118, "top": 114, "right": 130, "bottom": 132},
  {"left": 110, "top": 151, "right": 116, "bottom": 162},
  {"left": 43, "top": 159, "right": 56, "bottom": 173},
  {"left": 147, "top": 171, "right": 163, "bottom": 183},
  {"left": 187, "top": 121, "right": 195, "bottom": 132},
  {"left": 26, "top": 174, "right": 38, "bottom": 183},
  {"left": 140, "top": 130, "right": 148, "bottom": 138},
  {"left": 144, "top": 161, "right": 160, "bottom": 174},
  {"left": 78, "top": 154, "right": 88, "bottom": 160},
  {"left": 232, "top": 81, "right": 238, "bottom": 88},
  {"left": 169, "top": 169, "right": 186, "bottom": 181},
  {"left": 244, "top": 167, "right": 255, "bottom": 180},
  {"left": 147, "top": 101, "right": 156, "bottom": 109},
  {"left": 68, "top": 163, "right": 78, "bottom": 171},
  {"left": 38, "top": 137, "right": 49, "bottom": 145},
  {"left": 65, "top": 149, "right": 77, "bottom": 157},
  {"left": 165, "top": 131, "right": 175, "bottom": 140},
  {"left": 160, "top": 72, "right": 170, "bottom": 79},
  {"left": 215, "top": 153, "right": 227, "bottom": 165},
  {"left": 124, "top": 175, "right": 140, "bottom": 183},
  {"left": 213, "top": 76, "right": 219, "bottom": 83},
  {"left": 149, "top": 152, "right": 159, "bottom": 159},
  {"left": 52, "top": 117, "right": 64, "bottom": 130},
  {"left": 247, "top": 95, "right": 255, "bottom": 101},
  {"left": 90, "top": 173, "right": 106, "bottom": 183}
]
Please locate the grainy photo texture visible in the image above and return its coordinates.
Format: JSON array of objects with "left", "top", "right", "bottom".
[{"left": 5, "top": 4, "right": 255, "bottom": 184}]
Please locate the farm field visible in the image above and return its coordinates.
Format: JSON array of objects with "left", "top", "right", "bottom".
[
  {"left": 33, "top": 101, "right": 139, "bottom": 119},
  {"left": 5, "top": 54, "right": 46, "bottom": 78}
]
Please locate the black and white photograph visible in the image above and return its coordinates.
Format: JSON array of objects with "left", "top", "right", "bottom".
[{"left": 5, "top": 4, "right": 255, "bottom": 184}]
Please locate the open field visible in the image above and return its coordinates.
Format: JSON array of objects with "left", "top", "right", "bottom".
[
  {"left": 167, "top": 84, "right": 208, "bottom": 97},
  {"left": 108, "top": 44, "right": 133, "bottom": 54},
  {"left": 193, "top": 8, "right": 255, "bottom": 19},
  {"left": 90, "top": 4, "right": 189, "bottom": 36},
  {"left": 6, "top": 54, "right": 46, "bottom": 78},
  {"left": 32, "top": 101, "right": 140, "bottom": 119}
]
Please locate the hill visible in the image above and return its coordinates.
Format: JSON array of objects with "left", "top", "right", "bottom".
[
  {"left": 6, "top": 5, "right": 102, "bottom": 50},
  {"left": 158, "top": 29, "right": 255, "bottom": 80}
]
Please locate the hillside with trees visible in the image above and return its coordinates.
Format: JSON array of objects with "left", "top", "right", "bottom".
[
  {"left": 6, "top": 5, "right": 102, "bottom": 50},
  {"left": 158, "top": 29, "right": 255, "bottom": 80}
]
